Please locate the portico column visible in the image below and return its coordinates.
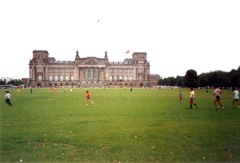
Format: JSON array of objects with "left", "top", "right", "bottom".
[
  {"left": 33, "top": 67, "right": 36, "bottom": 81},
  {"left": 29, "top": 67, "right": 32, "bottom": 80},
  {"left": 93, "top": 67, "right": 95, "bottom": 81},
  {"left": 78, "top": 67, "right": 80, "bottom": 81},
  {"left": 89, "top": 67, "right": 91, "bottom": 81},
  {"left": 97, "top": 67, "right": 99, "bottom": 81}
]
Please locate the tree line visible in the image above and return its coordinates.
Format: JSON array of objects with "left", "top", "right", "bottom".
[
  {"left": 158, "top": 66, "right": 240, "bottom": 88},
  {"left": 0, "top": 79, "right": 24, "bottom": 86}
]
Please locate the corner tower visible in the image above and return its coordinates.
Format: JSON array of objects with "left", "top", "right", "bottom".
[
  {"left": 104, "top": 51, "right": 108, "bottom": 60},
  {"left": 75, "top": 50, "right": 80, "bottom": 60},
  {"left": 132, "top": 52, "right": 147, "bottom": 62}
]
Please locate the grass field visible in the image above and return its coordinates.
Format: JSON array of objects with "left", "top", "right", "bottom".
[{"left": 0, "top": 87, "right": 240, "bottom": 162}]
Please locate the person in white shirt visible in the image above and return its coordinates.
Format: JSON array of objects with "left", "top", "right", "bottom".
[
  {"left": 213, "top": 87, "right": 224, "bottom": 111},
  {"left": 5, "top": 91, "right": 12, "bottom": 106},
  {"left": 232, "top": 87, "right": 239, "bottom": 108}
]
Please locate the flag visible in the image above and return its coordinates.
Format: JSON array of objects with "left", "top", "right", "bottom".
[{"left": 126, "top": 50, "right": 130, "bottom": 54}]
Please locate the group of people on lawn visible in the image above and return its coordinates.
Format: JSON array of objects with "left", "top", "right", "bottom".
[
  {"left": 2, "top": 86, "right": 239, "bottom": 111},
  {"left": 3, "top": 88, "right": 94, "bottom": 108},
  {"left": 179, "top": 87, "right": 239, "bottom": 111}
]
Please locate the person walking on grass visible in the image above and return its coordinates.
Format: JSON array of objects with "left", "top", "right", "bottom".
[
  {"left": 130, "top": 87, "right": 133, "bottom": 92},
  {"left": 232, "top": 87, "right": 239, "bottom": 108},
  {"left": 213, "top": 87, "right": 224, "bottom": 111},
  {"left": 189, "top": 88, "right": 198, "bottom": 109},
  {"left": 85, "top": 91, "right": 93, "bottom": 107},
  {"left": 179, "top": 90, "right": 183, "bottom": 104},
  {"left": 5, "top": 91, "right": 12, "bottom": 107}
]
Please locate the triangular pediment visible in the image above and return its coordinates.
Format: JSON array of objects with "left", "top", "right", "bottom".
[{"left": 84, "top": 59, "right": 97, "bottom": 65}]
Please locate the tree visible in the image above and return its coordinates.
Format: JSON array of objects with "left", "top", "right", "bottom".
[
  {"left": 158, "top": 79, "right": 163, "bottom": 85},
  {"left": 162, "top": 78, "right": 171, "bottom": 86},
  {"left": 207, "top": 71, "right": 229, "bottom": 88},
  {"left": 158, "top": 77, "right": 179, "bottom": 86},
  {"left": 229, "top": 67, "right": 240, "bottom": 87},
  {"left": 158, "top": 66, "right": 239, "bottom": 88},
  {"left": 168, "top": 77, "right": 176, "bottom": 86},
  {"left": 218, "top": 72, "right": 231, "bottom": 88},
  {"left": 184, "top": 69, "right": 198, "bottom": 88},
  {"left": 176, "top": 76, "right": 184, "bottom": 87},
  {"left": 0, "top": 79, "right": 6, "bottom": 85},
  {"left": 198, "top": 73, "right": 208, "bottom": 87}
]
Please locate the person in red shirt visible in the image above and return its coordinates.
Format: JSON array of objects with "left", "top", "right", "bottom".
[{"left": 86, "top": 91, "right": 93, "bottom": 106}]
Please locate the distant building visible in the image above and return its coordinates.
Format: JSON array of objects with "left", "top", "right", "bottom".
[
  {"left": 29, "top": 50, "right": 160, "bottom": 87},
  {"left": 21, "top": 78, "right": 29, "bottom": 88},
  {"left": 149, "top": 74, "right": 161, "bottom": 86}
]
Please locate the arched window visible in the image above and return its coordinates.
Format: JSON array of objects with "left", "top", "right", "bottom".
[
  {"left": 109, "top": 75, "right": 112, "bottom": 81},
  {"left": 129, "top": 75, "right": 133, "bottom": 81},
  {"left": 119, "top": 75, "right": 123, "bottom": 81},
  {"left": 60, "top": 75, "right": 63, "bottom": 81},
  {"left": 38, "top": 75, "right": 42, "bottom": 81}
]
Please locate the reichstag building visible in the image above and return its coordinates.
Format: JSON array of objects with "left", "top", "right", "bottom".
[{"left": 29, "top": 50, "right": 160, "bottom": 87}]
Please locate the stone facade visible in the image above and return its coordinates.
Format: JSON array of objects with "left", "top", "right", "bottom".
[{"left": 29, "top": 50, "right": 160, "bottom": 87}]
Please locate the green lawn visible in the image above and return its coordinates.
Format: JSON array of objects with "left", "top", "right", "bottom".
[{"left": 0, "top": 88, "right": 240, "bottom": 162}]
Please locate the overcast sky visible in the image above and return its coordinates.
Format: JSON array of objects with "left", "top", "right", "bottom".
[{"left": 0, "top": 0, "right": 239, "bottom": 79}]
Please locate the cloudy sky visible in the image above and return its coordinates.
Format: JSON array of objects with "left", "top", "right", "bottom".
[{"left": 0, "top": 0, "right": 239, "bottom": 79}]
